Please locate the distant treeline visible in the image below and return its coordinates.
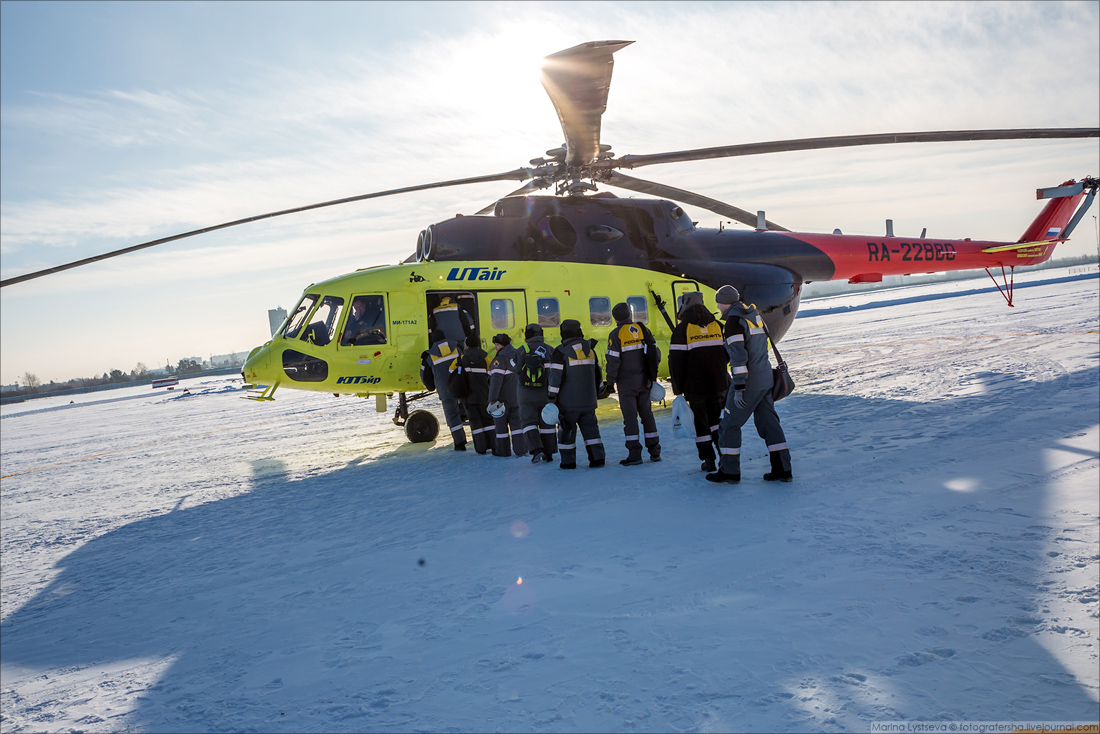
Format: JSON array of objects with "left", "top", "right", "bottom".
[{"left": 4, "top": 357, "right": 243, "bottom": 401}]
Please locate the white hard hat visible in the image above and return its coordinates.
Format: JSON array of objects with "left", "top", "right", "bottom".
[
  {"left": 541, "top": 402, "right": 559, "bottom": 425},
  {"left": 488, "top": 401, "right": 506, "bottom": 418},
  {"left": 649, "top": 381, "right": 666, "bottom": 402}
]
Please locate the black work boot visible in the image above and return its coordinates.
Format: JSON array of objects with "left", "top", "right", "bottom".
[
  {"left": 705, "top": 470, "right": 740, "bottom": 484},
  {"left": 763, "top": 451, "right": 793, "bottom": 482}
]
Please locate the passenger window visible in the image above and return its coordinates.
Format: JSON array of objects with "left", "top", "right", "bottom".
[
  {"left": 537, "top": 298, "right": 560, "bottom": 327},
  {"left": 589, "top": 297, "right": 611, "bottom": 326},
  {"left": 283, "top": 295, "right": 319, "bottom": 339},
  {"left": 300, "top": 295, "right": 344, "bottom": 347},
  {"left": 490, "top": 298, "right": 514, "bottom": 329},
  {"left": 627, "top": 296, "right": 649, "bottom": 325},
  {"left": 341, "top": 295, "right": 387, "bottom": 346}
]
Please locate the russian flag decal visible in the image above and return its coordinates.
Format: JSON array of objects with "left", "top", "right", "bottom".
[{"left": 1045, "top": 228, "right": 1060, "bottom": 238}]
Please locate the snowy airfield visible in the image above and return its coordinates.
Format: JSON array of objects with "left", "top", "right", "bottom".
[{"left": 2, "top": 268, "right": 1098, "bottom": 733}]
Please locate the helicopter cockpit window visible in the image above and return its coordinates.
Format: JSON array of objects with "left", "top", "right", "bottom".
[
  {"left": 283, "top": 294, "right": 319, "bottom": 339},
  {"left": 537, "top": 298, "right": 560, "bottom": 328},
  {"left": 300, "top": 295, "right": 344, "bottom": 347},
  {"left": 589, "top": 297, "right": 611, "bottom": 327},
  {"left": 490, "top": 298, "right": 515, "bottom": 330},
  {"left": 341, "top": 295, "right": 387, "bottom": 346},
  {"left": 627, "top": 296, "right": 649, "bottom": 325}
]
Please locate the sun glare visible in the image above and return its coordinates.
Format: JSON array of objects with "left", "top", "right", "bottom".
[{"left": 421, "top": 29, "right": 577, "bottom": 143}]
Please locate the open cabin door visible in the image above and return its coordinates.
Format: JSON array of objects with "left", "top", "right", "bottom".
[{"left": 670, "top": 279, "right": 701, "bottom": 324}]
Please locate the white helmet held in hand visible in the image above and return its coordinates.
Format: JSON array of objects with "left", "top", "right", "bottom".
[
  {"left": 541, "top": 402, "right": 559, "bottom": 425},
  {"left": 488, "top": 400, "right": 506, "bottom": 418},
  {"left": 649, "top": 381, "right": 666, "bottom": 402}
]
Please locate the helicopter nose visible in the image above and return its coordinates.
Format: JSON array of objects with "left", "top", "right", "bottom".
[{"left": 242, "top": 341, "right": 276, "bottom": 385}]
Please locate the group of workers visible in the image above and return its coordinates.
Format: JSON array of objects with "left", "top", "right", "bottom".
[{"left": 419, "top": 287, "right": 793, "bottom": 483}]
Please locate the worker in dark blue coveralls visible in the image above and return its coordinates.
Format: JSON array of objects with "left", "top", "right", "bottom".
[
  {"left": 457, "top": 335, "right": 494, "bottom": 454},
  {"left": 514, "top": 323, "right": 558, "bottom": 464},
  {"left": 547, "top": 320, "right": 605, "bottom": 469},
  {"left": 706, "top": 285, "right": 793, "bottom": 484},
  {"left": 668, "top": 291, "right": 730, "bottom": 473},
  {"left": 606, "top": 302, "right": 661, "bottom": 465},
  {"left": 420, "top": 329, "right": 467, "bottom": 451}
]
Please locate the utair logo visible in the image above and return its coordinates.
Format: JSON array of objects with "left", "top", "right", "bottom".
[
  {"left": 446, "top": 266, "right": 506, "bottom": 282},
  {"left": 336, "top": 376, "right": 381, "bottom": 385}
]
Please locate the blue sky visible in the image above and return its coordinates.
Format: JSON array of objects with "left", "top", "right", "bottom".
[{"left": 2, "top": 1, "right": 1098, "bottom": 385}]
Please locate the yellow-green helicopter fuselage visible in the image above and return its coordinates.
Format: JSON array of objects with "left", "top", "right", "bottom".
[{"left": 242, "top": 260, "right": 712, "bottom": 432}]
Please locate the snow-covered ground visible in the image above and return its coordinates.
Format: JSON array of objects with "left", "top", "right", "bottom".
[{"left": 2, "top": 269, "right": 1098, "bottom": 733}]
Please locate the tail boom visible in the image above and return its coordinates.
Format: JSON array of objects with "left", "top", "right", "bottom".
[
  {"left": 805, "top": 177, "right": 1095, "bottom": 283},
  {"left": 809, "top": 233, "right": 1059, "bottom": 284}
]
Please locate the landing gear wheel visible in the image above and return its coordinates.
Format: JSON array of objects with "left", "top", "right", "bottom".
[{"left": 404, "top": 410, "right": 439, "bottom": 443}]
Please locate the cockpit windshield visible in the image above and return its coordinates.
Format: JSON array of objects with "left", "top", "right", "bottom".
[
  {"left": 300, "top": 296, "right": 344, "bottom": 347},
  {"left": 283, "top": 295, "right": 319, "bottom": 339}
]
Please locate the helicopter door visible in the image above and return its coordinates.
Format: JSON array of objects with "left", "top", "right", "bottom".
[
  {"left": 671, "top": 279, "right": 702, "bottom": 324},
  {"left": 475, "top": 291, "right": 527, "bottom": 348},
  {"left": 426, "top": 291, "right": 478, "bottom": 343}
]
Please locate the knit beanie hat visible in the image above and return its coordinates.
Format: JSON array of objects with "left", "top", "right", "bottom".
[
  {"left": 611, "top": 302, "right": 631, "bottom": 323},
  {"left": 560, "top": 319, "right": 583, "bottom": 340},
  {"left": 678, "top": 291, "right": 704, "bottom": 315},
  {"left": 466, "top": 335, "right": 480, "bottom": 349},
  {"left": 715, "top": 285, "right": 740, "bottom": 304}
]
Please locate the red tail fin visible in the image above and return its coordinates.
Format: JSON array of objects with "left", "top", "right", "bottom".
[{"left": 1018, "top": 179, "right": 1087, "bottom": 242}]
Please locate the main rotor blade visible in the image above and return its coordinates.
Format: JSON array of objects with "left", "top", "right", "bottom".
[
  {"left": 604, "top": 170, "right": 790, "bottom": 232},
  {"left": 0, "top": 168, "right": 536, "bottom": 288},
  {"left": 613, "top": 128, "right": 1100, "bottom": 170},
  {"left": 540, "top": 40, "right": 633, "bottom": 170}
]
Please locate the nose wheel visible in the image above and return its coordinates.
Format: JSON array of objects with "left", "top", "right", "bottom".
[
  {"left": 404, "top": 410, "right": 439, "bottom": 442},
  {"left": 391, "top": 391, "right": 440, "bottom": 443}
]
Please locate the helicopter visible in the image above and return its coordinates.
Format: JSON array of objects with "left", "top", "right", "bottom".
[{"left": 2, "top": 40, "right": 1097, "bottom": 443}]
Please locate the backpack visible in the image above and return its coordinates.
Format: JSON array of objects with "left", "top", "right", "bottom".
[
  {"left": 419, "top": 351, "right": 436, "bottom": 391},
  {"left": 448, "top": 363, "right": 471, "bottom": 399},
  {"left": 519, "top": 346, "right": 548, "bottom": 389}
]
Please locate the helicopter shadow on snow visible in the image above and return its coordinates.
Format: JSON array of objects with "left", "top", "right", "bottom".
[{"left": 0, "top": 367, "right": 1097, "bottom": 730}]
